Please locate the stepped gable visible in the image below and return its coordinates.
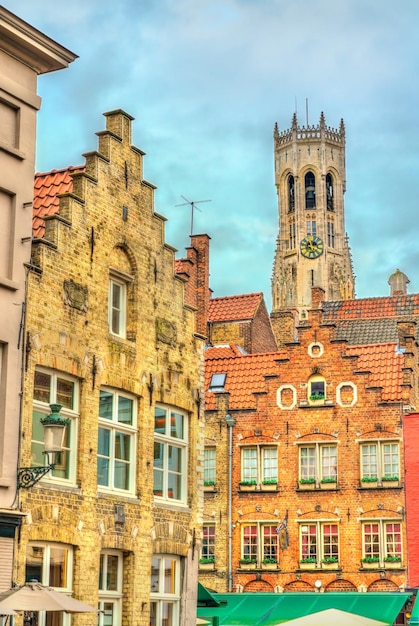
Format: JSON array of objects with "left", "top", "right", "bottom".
[
  {"left": 33, "top": 165, "right": 85, "bottom": 238},
  {"left": 208, "top": 293, "right": 263, "bottom": 322},
  {"left": 346, "top": 342, "right": 405, "bottom": 402},
  {"left": 205, "top": 346, "right": 283, "bottom": 410}
]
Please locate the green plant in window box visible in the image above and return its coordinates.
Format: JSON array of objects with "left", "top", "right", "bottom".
[
  {"left": 239, "top": 480, "right": 257, "bottom": 486},
  {"left": 382, "top": 475, "right": 399, "bottom": 482},
  {"left": 299, "top": 478, "right": 315, "bottom": 484},
  {"left": 384, "top": 555, "right": 401, "bottom": 562},
  {"left": 361, "top": 556, "right": 380, "bottom": 563},
  {"left": 309, "top": 393, "right": 324, "bottom": 400},
  {"left": 300, "top": 557, "right": 317, "bottom": 564},
  {"left": 199, "top": 557, "right": 215, "bottom": 564},
  {"left": 262, "top": 557, "right": 278, "bottom": 564},
  {"left": 361, "top": 476, "right": 378, "bottom": 482},
  {"left": 321, "top": 556, "right": 338, "bottom": 564},
  {"left": 239, "top": 558, "right": 257, "bottom": 564},
  {"left": 204, "top": 480, "right": 216, "bottom": 486},
  {"left": 262, "top": 479, "right": 278, "bottom": 485},
  {"left": 320, "top": 477, "right": 337, "bottom": 483}
]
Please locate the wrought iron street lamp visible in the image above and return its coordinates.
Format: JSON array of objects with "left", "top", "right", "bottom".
[{"left": 17, "top": 404, "right": 69, "bottom": 488}]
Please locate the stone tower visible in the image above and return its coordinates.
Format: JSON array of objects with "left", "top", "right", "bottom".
[{"left": 271, "top": 112, "right": 354, "bottom": 314}]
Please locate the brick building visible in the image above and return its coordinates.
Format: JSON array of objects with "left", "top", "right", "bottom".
[
  {"left": 201, "top": 288, "right": 418, "bottom": 621},
  {"left": 17, "top": 110, "right": 204, "bottom": 626}
]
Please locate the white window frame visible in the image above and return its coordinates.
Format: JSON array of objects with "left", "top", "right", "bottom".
[
  {"left": 299, "top": 522, "right": 339, "bottom": 565},
  {"left": 97, "top": 388, "right": 137, "bottom": 494},
  {"left": 201, "top": 525, "right": 216, "bottom": 560},
  {"left": 204, "top": 447, "right": 216, "bottom": 485},
  {"left": 32, "top": 368, "right": 79, "bottom": 485},
  {"left": 241, "top": 445, "right": 278, "bottom": 486},
  {"left": 299, "top": 442, "right": 337, "bottom": 485},
  {"left": 308, "top": 374, "right": 326, "bottom": 403},
  {"left": 153, "top": 405, "right": 188, "bottom": 504},
  {"left": 150, "top": 555, "right": 181, "bottom": 626},
  {"left": 241, "top": 523, "right": 281, "bottom": 565},
  {"left": 25, "top": 542, "right": 73, "bottom": 626},
  {"left": 362, "top": 520, "right": 402, "bottom": 565},
  {"left": 109, "top": 276, "right": 127, "bottom": 338},
  {"left": 360, "top": 440, "right": 400, "bottom": 482},
  {"left": 98, "top": 550, "right": 123, "bottom": 626}
]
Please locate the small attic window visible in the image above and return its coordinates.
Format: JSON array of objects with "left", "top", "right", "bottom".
[{"left": 209, "top": 373, "right": 227, "bottom": 391}]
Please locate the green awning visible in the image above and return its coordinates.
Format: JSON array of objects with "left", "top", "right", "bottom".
[
  {"left": 198, "top": 583, "right": 221, "bottom": 607},
  {"left": 197, "top": 591, "right": 411, "bottom": 625},
  {"left": 408, "top": 595, "right": 419, "bottom": 625}
]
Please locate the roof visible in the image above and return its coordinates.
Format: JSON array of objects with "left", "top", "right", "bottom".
[
  {"left": 33, "top": 166, "right": 85, "bottom": 238},
  {"left": 346, "top": 343, "right": 405, "bottom": 402},
  {"left": 205, "top": 346, "right": 282, "bottom": 410},
  {"left": 323, "top": 295, "right": 419, "bottom": 321},
  {"left": 197, "top": 591, "right": 411, "bottom": 626},
  {"left": 208, "top": 293, "right": 263, "bottom": 323},
  {"left": 333, "top": 318, "right": 402, "bottom": 345}
]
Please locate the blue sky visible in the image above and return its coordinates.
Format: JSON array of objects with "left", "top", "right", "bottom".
[{"left": 8, "top": 0, "right": 419, "bottom": 309}]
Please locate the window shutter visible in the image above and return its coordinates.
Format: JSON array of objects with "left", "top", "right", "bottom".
[{"left": 0, "top": 536, "right": 13, "bottom": 591}]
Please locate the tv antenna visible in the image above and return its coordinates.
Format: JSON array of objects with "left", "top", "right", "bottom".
[{"left": 175, "top": 195, "right": 211, "bottom": 236}]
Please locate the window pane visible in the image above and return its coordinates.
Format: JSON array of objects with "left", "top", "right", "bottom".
[
  {"left": 383, "top": 443, "right": 399, "bottom": 477},
  {"left": 31, "top": 410, "right": 46, "bottom": 467},
  {"left": 34, "top": 371, "right": 51, "bottom": 403},
  {"left": 100, "top": 391, "right": 113, "bottom": 420},
  {"left": 153, "top": 442, "right": 164, "bottom": 496},
  {"left": 170, "top": 411, "right": 184, "bottom": 439},
  {"left": 362, "top": 444, "right": 377, "bottom": 478},
  {"left": 106, "top": 555, "right": 119, "bottom": 590},
  {"left": 154, "top": 407, "right": 166, "bottom": 434},
  {"left": 323, "top": 524, "right": 339, "bottom": 559},
  {"left": 243, "top": 448, "right": 257, "bottom": 482},
  {"left": 364, "top": 523, "right": 380, "bottom": 557},
  {"left": 56, "top": 377, "right": 74, "bottom": 410},
  {"left": 26, "top": 545, "right": 44, "bottom": 583},
  {"left": 300, "top": 447, "right": 315, "bottom": 479},
  {"left": 164, "top": 558, "right": 176, "bottom": 594},
  {"left": 263, "top": 526, "right": 278, "bottom": 560},
  {"left": 321, "top": 445, "right": 337, "bottom": 480},
  {"left": 204, "top": 448, "right": 216, "bottom": 483},
  {"left": 49, "top": 547, "right": 68, "bottom": 588},
  {"left": 118, "top": 396, "right": 133, "bottom": 424},
  {"left": 301, "top": 524, "right": 317, "bottom": 559},
  {"left": 202, "top": 526, "right": 215, "bottom": 559},
  {"left": 386, "top": 523, "right": 402, "bottom": 558},
  {"left": 243, "top": 526, "right": 257, "bottom": 560},
  {"left": 101, "top": 602, "right": 114, "bottom": 626},
  {"left": 262, "top": 447, "right": 277, "bottom": 481}
]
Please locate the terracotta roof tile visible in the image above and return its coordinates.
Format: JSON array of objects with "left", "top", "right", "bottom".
[
  {"left": 205, "top": 346, "right": 282, "bottom": 410},
  {"left": 346, "top": 343, "right": 405, "bottom": 402},
  {"left": 333, "top": 318, "right": 401, "bottom": 345},
  {"left": 33, "top": 165, "right": 85, "bottom": 238},
  {"left": 205, "top": 344, "right": 247, "bottom": 359},
  {"left": 208, "top": 293, "right": 263, "bottom": 322},
  {"left": 323, "top": 295, "right": 419, "bottom": 320}
]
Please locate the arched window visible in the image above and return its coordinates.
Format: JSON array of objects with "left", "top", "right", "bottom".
[
  {"left": 288, "top": 175, "right": 295, "bottom": 212},
  {"left": 305, "top": 172, "right": 316, "bottom": 209},
  {"left": 326, "top": 173, "right": 334, "bottom": 211}
]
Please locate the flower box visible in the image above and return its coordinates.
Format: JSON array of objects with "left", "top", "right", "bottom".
[
  {"left": 204, "top": 484, "right": 216, "bottom": 492},
  {"left": 239, "top": 483, "right": 257, "bottom": 492},
  {"left": 239, "top": 561, "right": 257, "bottom": 569},
  {"left": 384, "top": 559, "right": 402, "bottom": 569},
  {"left": 320, "top": 481, "right": 337, "bottom": 490},
  {"left": 299, "top": 482, "right": 315, "bottom": 490},
  {"left": 361, "top": 560, "right": 379, "bottom": 569},
  {"left": 381, "top": 480, "right": 400, "bottom": 488},
  {"left": 262, "top": 562, "right": 278, "bottom": 570},
  {"left": 261, "top": 483, "right": 278, "bottom": 492},
  {"left": 299, "top": 561, "right": 317, "bottom": 570},
  {"left": 199, "top": 561, "right": 215, "bottom": 570},
  {"left": 321, "top": 561, "right": 339, "bottom": 570},
  {"left": 361, "top": 480, "right": 378, "bottom": 489}
]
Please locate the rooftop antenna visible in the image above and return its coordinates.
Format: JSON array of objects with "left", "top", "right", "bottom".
[{"left": 175, "top": 195, "right": 211, "bottom": 236}]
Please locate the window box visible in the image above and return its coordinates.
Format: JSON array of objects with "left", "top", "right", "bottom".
[
  {"left": 239, "top": 481, "right": 257, "bottom": 491},
  {"left": 199, "top": 559, "right": 215, "bottom": 571},
  {"left": 361, "top": 558, "right": 380, "bottom": 569},
  {"left": 204, "top": 482, "right": 216, "bottom": 492},
  {"left": 384, "top": 557, "right": 402, "bottom": 569},
  {"left": 361, "top": 478, "right": 378, "bottom": 489},
  {"left": 299, "top": 479, "right": 315, "bottom": 490},
  {"left": 239, "top": 559, "right": 257, "bottom": 569},
  {"left": 320, "top": 479, "right": 337, "bottom": 490},
  {"left": 261, "top": 481, "right": 278, "bottom": 492},
  {"left": 261, "top": 562, "right": 278, "bottom": 570},
  {"left": 321, "top": 558, "right": 339, "bottom": 570},
  {"left": 381, "top": 476, "right": 400, "bottom": 488},
  {"left": 299, "top": 560, "right": 317, "bottom": 570}
]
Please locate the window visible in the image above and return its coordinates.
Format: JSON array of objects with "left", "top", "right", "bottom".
[
  {"left": 305, "top": 171, "right": 316, "bottom": 208},
  {"left": 300, "top": 523, "right": 339, "bottom": 564},
  {"left": 289, "top": 220, "right": 296, "bottom": 249},
  {"left": 242, "top": 523, "right": 280, "bottom": 564},
  {"left": 326, "top": 173, "right": 334, "bottom": 211},
  {"left": 306, "top": 220, "right": 317, "bottom": 237},
  {"left": 288, "top": 175, "right": 295, "bottom": 212},
  {"left": 32, "top": 369, "right": 78, "bottom": 484},
  {"left": 109, "top": 276, "right": 127, "bottom": 337},
  {"left": 150, "top": 556, "right": 180, "bottom": 626},
  {"left": 327, "top": 220, "right": 335, "bottom": 247},
  {"left": 26, "top": 543, "right": 73, "bottom": 626},
  {"left": 204, "top": 448, "right": 216, "bottom": 485},
  {"left": 308, "top": 374, "right": 326, "bottom": 403},
  {"left": 98, "top": 388, "right": 137, "bottom": 492},
  {"left": 360, "top": 441, "right": 400, "bottom": 482},
  {"left": 362, "top": 521, "right": 402, "bottom": 564},
  {"left": 208, "top": 373, "right": 226, "bottom": 391},
  {"left": 299, "top": 443, "right": 337, "bottom": 484},
  {"left": 98, "top": 551, "right": 123, "bottom": 626},
  {"left": 154, "top": 405, "right": 188, "bottom": 502},
  {"left": 202, "top": 525, "right": 215, "bottom": 560},
  {"left": 241, "top": 446, "right": 278, "bottom": 486}
]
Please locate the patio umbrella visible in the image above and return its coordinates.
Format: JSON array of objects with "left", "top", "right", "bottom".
[
  {"left": 0, "top": 583, "right": 98, "bottom": 614},
  {"left": 281, "top": 608, "right": 387, "bottom": 626},
  {"left": 0, "top": 607, "right": 16, "bottom": 616}
]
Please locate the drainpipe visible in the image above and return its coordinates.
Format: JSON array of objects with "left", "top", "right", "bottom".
[{"left": 225, "top": 414, "right": 235, "bottom": 592}]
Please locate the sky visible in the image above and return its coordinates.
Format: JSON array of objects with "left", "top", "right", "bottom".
[{"left": 7, "top": 0, "right": 419, "bottom": 309}]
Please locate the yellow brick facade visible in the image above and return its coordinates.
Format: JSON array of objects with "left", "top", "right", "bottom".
[{"left": 17, "top": 111, "right": 204, "bottom": 626}]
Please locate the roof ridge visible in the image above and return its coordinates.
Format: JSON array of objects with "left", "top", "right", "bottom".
[{"left": 35, "top": 164, "right": 85, "bottom": 178}]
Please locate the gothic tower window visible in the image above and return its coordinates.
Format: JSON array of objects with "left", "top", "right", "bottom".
[
  {"left": 306, "top": 219, "right": 317, "bottom": 237},
  {"left": 289, "top": 218, "right": 296, "bottom": 249},
  {"left": 288, "top": 175, "right": 295, "bottom": 212},
  {"left": 305, "top": 172, "right": 316, "bottom": 209},
  {"left": 326, "top": 173, "right": 334, "bottom": 211},
  {"left": 327, "top": 219, "right": 335, "bottom": 248}
]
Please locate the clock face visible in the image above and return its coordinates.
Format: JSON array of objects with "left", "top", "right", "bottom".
[{"left": 300, "top": 235, "right": 324, "bottom": 259}]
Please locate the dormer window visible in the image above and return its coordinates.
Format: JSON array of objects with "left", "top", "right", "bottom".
[
  {"left": 209, "top": 373, "right": 227, "bottom": 392},
  {"left": 305, "top": 172, "right": 316, "bottom": 209},
  {"left": 326, "top": 173, "right": 334, "bottom": 211}
]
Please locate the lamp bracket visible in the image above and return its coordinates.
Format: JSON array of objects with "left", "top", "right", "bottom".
[{"left": 18, "top": 464, "right": 55, "bottom": 489}]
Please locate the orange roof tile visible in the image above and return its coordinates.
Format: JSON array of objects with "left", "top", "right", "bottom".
[
  {"left": 205, "top": 344, "right": 247, "bottom": 359},
  {"left": 208, "top": 293, "right": 263, "bottom": 322},
  {"left": 205, "top": 346, "right": 282, "bottom": 410},
  {"left": 323, "top": 295, "right": 419, "bottom": 320},
  {"left": 346, "top": 343, "right": 405, "bottom": 402},
  {"left": 33, "top": 165, "right": 85, "bottom": 238}
]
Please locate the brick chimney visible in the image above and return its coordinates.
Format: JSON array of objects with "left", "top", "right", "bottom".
[{"left": 177, "top": 234, "right": 211, "bottom": 338}]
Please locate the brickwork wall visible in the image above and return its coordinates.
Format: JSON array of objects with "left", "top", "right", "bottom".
[
  {"left": 19, "top": 111, "right": 204, "bottom": 626},
  {"left": 403, "top": 412, "right": 419, "bottom": 587},
  {"left": 201, "top": 306, "right": 418, "bottom": 595}
]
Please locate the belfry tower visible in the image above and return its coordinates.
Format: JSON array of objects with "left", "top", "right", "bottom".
[{"left": 271, "top": 112, "right": 354, "bottom": 314}]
